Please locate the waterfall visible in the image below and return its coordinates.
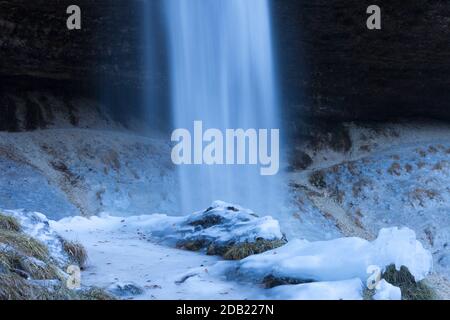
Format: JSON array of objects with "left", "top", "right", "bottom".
[{"left": 164, "top": 0, "right": 284, "bottom": 215}]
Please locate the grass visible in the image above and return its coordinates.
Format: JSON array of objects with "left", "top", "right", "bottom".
[
  {"left": 0, "top": 214, "right": 21, "bottom": 232},
  {"left": 178, "top": 237, "right": 287, "bottom": 261},
  {"left": 218, "top": 239, "right": 287, "bottom": 261},
  {"left": 0, "top": 230, "right": 49, "bottom": 262},
  {"left": 382, "top": 265, "right": 435, "bottom": 300},
  {"left": 0, "top": 274, "right": 38, "bottom": 300},
  {"left": 176, "top": 238, "right": 210, "bottom": 252},
  {"left": 0, "top": 216, "right": 60, "bottom": 281},
  {"left": 262, "top": 275, "right": 314, "bottom": 289},
  {"left": 363, "top": 265, "right": 436, "bottom": 300},
  {"left": 188, "top": 214, "right": 224, "bottom": 229},
  {"left": 0, "top": 214, "right": 114, "bottom": 300},
  {"left": 0, "top": 250, "right": 60, "bottom": 280},
  {"left": 0, "top": 273, "right": 115, "bottom": 300},
  {"left": 80, "top": 287, "right": 116, "bottom": 300},
  {"left": 62, "top": 239, "right": 88, "bottom": 269}
]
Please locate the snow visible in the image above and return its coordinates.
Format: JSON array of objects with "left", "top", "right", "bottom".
[
  {"left": 307, "top": 125, "right": 450, "bottom": 277},
  {"left": 0, "top": 129, "right": 179, "bottom": 218},
  {"left": 49, "top": 208, "right": 432, "bottom": 300},
  {"left": 373, "top": 280, "right": 401, "bottom": 300},
  {"left": 1, "top": 122, "right": 447, "bottom": 299},
  {"left": 266, "top": 279, "right": 364, "bottom": 300},
  {"left": 180, "top": 201, "right": 284, "bottom": 244},
  {"left": 286, "top": 122, "right": 450, "bottom": 294},
  {"left": 232, "top": 227, "right": 431, "bottom": 284},
  {"left": 52, "top": 212, "right": 368, "bottom": 300},
  {"left": 1, "top": 209, "right": 69, "bottom": 266},
  {"left": 53, "top": 201, "right": 284, "bottom": 253},
  {"left": 51, "top": 214, "right": 261, "bottom": 300}
]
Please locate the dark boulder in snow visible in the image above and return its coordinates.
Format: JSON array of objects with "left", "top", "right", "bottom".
[{"left": 175, "top": 201, "right": 287, "bottom": 260}]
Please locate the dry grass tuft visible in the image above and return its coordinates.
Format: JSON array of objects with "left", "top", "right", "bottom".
[
  {"left": 80, "top": 287, "right": 116, "bottom": 300},
  {"left": 0, "top": 231, "right": 48, "bottom": 261},
  {"left": 62, "top": 239, "right": 88, "bottom": 269},
  {"left": 0, "top": 250, "right": 60, "bottom": 280},
  {"left": 382, "top": 265, "right": 435, "bottom": 300},
  {"left": 0, "top": 220, "right": 114, "bottom": 300},
  {"left": 363, "top": 265, "right": 436, "bottom": 300},
  {"left": 221, "top": 239, "right": 287, "bottom": 261},
  {"left": 0, "top": 214, "right": 21, "bottom": 232},
  {"left": 0, "top": 273, "right": 38, "bottom": 300}
]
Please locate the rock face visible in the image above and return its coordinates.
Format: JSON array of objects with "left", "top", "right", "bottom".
[
  {"left": 273, "top": 0, "right": 450, "bottom": 121},
  {"left": 0, "top": 0, "right": 168, "bottom": 131},
  {"left": 1, "top": 0, "right": 450, "bottom": 130},
  {"left": 0, "top": 0, "right": 143, "bottom": 83}
]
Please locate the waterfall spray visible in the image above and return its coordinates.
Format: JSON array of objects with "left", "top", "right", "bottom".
[{"left": 164, "top": 0, "right": 284, "bottom": 215}]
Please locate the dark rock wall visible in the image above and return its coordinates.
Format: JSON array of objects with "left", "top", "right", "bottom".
[
  {"left": 0, "top": 0, "right": 169, "bottom": 132},
  {"left": 1, "top": 0, "right": 450, "bottom": 132},
  {"left": 273, "top": 0, "right": 450, "bottom": 122},
  {"left": 0, "top": 0, "right": 142, "bottom": 83}
]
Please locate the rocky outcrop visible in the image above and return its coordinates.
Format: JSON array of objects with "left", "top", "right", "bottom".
[
  {"left": 1, "top": 0, "right": 450, "bottom": 131},
  {"left": 273, "top": 0, "right": 450, "bottom": 122},
  {"left": 0, "top": 0, "right": 168, "bottom": 132}
]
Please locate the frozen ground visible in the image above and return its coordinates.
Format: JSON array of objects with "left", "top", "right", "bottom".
[
  {"left": 0, "top": 128, "right": 333, "bottom": 239},
  {"left": 288, "top": 122, "right": 450, "bottom": 279},
  {"left": 0, "top": 129, "right": 178, "bottom": 218},
  {"left": 50, "top": 206, "right": 430, "bottom": 300},
  {"left": 1, "top": 121, "right": 450, "bottom": 299},
  {"left": 51, "top": 213, "right": 258, "bottom": 300}
]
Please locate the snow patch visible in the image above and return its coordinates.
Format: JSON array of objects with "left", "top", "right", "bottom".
[
  {"left": 1, "top": 209, "right": 69, "bottom": 266},
  {"left": 267, "top": 278, "right": 364, "bottom": 300},
  {"left": 373, "top": 280, "right": 401, "bottom": 300},
  {"left": 232, "top": 227, "right": 432, "bottom": 284},
  {"left": 53, "top": 201, "right": 284, "bottom": 255},
  {"left": 51, "top": 208, "right": 432, "bottom": 300}
]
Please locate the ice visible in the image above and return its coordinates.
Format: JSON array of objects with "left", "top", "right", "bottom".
[
  {"left": 233, "top": 227, "right": 432, "bottom": 283},
  {"left": 54, "top": 201, "right": 284, "bottom": 254},
  {"left": 3, "top": 201, "right": 432, "bottom": 300},
  {"left": 373, "top": 280, "right": 401, "bottom": 300},
  {"left": 1, "top": 209, "right": 69, "bottom": 266},
  {"left": 266, "top": 279, "right": 364, "bottom": 300},
  {"left": 51, "top": 210, "right": 432, "bottom": 300}
]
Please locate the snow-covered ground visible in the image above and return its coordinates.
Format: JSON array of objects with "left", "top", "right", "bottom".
[
  {"left": 288, "top": 122, "right": 450, "bottom": 279},
  {"left": 0, "top": 129, "right": 179, "bottom": 219},
  {"left": 50, "top": 205, "right": 430, "bottom": 300},
  {"left": 1, "top": 121, "right": 450, "bottom": 299},
  {"left": 0, "top": 128, "right": 332, "bottom": 240}
]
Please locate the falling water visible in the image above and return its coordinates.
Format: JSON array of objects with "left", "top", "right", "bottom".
[{"left": 164, "top": 0, "right": 284, "bottom": 215}]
